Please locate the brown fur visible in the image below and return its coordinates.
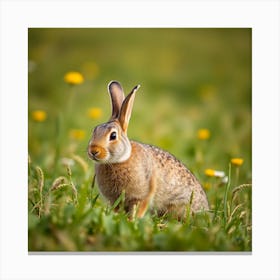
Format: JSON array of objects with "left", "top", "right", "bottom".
[{"left": 95, "top": 141, "right": 209, "bottom": 219}]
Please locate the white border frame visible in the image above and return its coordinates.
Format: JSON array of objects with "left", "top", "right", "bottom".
[{"left": 1, "top": 0, "right": 279, "bottom": 279}]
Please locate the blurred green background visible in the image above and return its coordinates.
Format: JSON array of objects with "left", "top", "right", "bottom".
[{"left": 28, "top": 28, "right": 252, "bottom": 251}]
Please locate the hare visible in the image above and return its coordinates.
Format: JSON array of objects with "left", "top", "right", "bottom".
[{"left": 88, "top": 81, "right": 209, "bottom": 219}]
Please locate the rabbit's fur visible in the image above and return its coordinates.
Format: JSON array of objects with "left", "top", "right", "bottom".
[{"left": 88, "top": 81, "right": 209, "bottom": 219}]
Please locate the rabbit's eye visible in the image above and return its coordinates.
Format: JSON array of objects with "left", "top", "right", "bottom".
[{"left": 109, "top": 131, "right": 117, "bottom": 141}]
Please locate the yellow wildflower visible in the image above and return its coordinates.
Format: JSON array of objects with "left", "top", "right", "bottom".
[
  {"left": 205, "top": 169, "right": 225, "bottom": 178},
  {"left": 205, "top": 169, "right": 215, "bottom": 177},
  {"left": 64, "top": 71, "right": 84, "bottom": 85},
  {"left": 197, "top": 129, "right": 210, "bottom": 140},
  {"left": 69, "top": 129, "right": 86, "bottom": 140},
  {"left": 231, "top": 158, "right": 244, "bottom": 166},
  {"left": 87, "top": 107, "right": 102, "bottom": 119},
  {"left": 31, "top": 110, "right": 47, "bottom": 122}
]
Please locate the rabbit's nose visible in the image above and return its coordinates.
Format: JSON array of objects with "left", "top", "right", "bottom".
[
  {"left": 88, "top": 147, "right": 99, "bottom": 158},
  {"left": 88, "top": 145, "right": 105, "bottom": 161},
  {"left": 93, "top": 150, "right": 99, "bottom": 156},
  {"left": 88, "top": 149, "right": 98, "bottom": 157},
  {"left": 92, "top": 150, "right": 100, "bottom": 157}
]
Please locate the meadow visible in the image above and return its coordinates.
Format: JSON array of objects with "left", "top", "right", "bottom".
[{"left": 28, "top": 28, "right": 252, "bottom": 252}]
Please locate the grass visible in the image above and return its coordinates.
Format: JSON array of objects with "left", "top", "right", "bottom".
[{"left": 28, "top": 28, "right": 252, "bottom": 252}]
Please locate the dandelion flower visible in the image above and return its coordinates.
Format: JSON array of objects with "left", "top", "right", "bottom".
[
  {"left": 197, "top": 129, "right": 210, "bottom": 140},
  {"left": 31, "top": 110, "right": 47, "bottom": 122},
  {"left": 64, "top": 71, "right": 84, "bottom": 85},
  {"left": 204, "top": 169, "right": 215, "bottom": 177},
  {"left": 69, "top": 129, "right": 86, "bottom": 140},
  {"left": 87, "top": 107, "right": 102, "bottom": 119},
  {"left": 205, "top": 169, "right": 225, "bottom": 178},
  {"left": 231, "top": 158, "right": 244, "bottom": 166}
]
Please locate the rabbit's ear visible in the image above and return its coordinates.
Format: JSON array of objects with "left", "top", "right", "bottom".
[
  {"left": 118, "top": 84, "right": 140, "bottom": 133},
  {"left": 108, "top": 81, "right": 125, "bottom": 120}
]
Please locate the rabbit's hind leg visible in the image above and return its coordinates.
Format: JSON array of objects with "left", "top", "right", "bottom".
[{"left": 137, "top": 172, "right": 157, "bottom": 218}]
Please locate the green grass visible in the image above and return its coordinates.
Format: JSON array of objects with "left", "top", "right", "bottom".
[{"left": 28, "top": 28, "right": 252, "bottom": 252}]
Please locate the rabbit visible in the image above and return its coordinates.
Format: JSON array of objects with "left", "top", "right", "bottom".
[{"left": 87, "top": 81, "right": 209, "bottom": 219}]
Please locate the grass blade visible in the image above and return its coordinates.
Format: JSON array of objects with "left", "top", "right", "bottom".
[{"left": 223, "top": 163, "right": 231, "bottom": 226}]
